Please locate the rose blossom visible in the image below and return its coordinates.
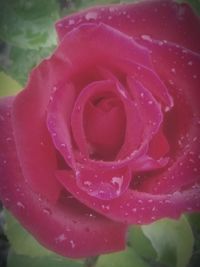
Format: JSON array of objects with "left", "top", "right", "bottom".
[{"left": 0, "top": 0, "right": 200, "bottom": 258}]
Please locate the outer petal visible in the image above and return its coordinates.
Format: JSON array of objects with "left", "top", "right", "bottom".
[
  {"left": 12, "top": 60, "right": 65, "bottom": 202},
  {"left": 47, "top": 83, "right": 77, "bottom": 168},
  {"left": 57, "top": 170, "right": 200, "bottom": 225},
  {"left": 0, "top": 98, "right": 127, "bottom": 258},
  {"left": 136, "top": 40, "right": 200, "bottom": 194},
  {"left": 56, "top": 0, "right": 200, "bottom": 53}
]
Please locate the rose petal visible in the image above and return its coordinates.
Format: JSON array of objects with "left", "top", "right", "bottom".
[
  {"left": 57, "top": 170, "right": 200, "bottom": 224},
  {"left": 54, "top": 23, "right": 151, "bottom": 76},
  {"left": 148, "top": 128, "right": 170, "bottom": 159},
  {"left": 56, "top": 0, "right": 200, "bottom": 53},
  {"left": 135, "top": 40, "right": 200, "bottom": 194},
  {"left": 95, "top": 68, "right": 145, "bottom": 159},
  {"left": 47, "top": 83, "right": 76, "bottom": 168},
  {"left": 115, "top": 59, "right": 173, "bottom": 109},
  {"left": 70, "top": 166, "right": 132, "bottom": 200},
  {"left": 122, "top": 76, "right": 167, "bottom": 170},
  {"left": 84, "top": 100, "right": 126, "bottom": 160},
  {"left": 12, "top": 62, "right": 63, "bottom": 203},
  {"left": 0, "top": 98, "right": 127, "bottom": 258}
]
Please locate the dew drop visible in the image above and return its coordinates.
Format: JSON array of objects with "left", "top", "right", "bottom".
[
  {"left": 171, "top": 68, "right": 176, "bottom": 73},
  {"left": 188, "top": 61, "right": 193, "bottom": 66},
  {"left": 101, "top": 204, "right": 110, "bottom": 210},
  {"left": 109, "top": 7, "right": 117, "bottom": 12},
  {"left": 85, "top": 12, "right": 98, "bottom": 21},
  {"left": 111, "top": 176, "right": 123, "bottom": 195},
  {"left": 60, "top": 143, "right": 66, "bottom": 148},
  {"left": 68, "top": 19, "right": 75, "bottom": 25},
  {"left": 70, "top": 240, "right": 75, "bottom": 248},
  {"left": 56, "top": 233, "right": 66, "bottom": 242},
  {"left": 17, "top": 202, "right": 25, "bottom": 209},
  {"left": 141, "top": 35, "right": 152, "bottom": 42},
  {"left": 83, "top": 180, "right": 92, "bottom": 186},
  {"left": 43, "top": 208, "right": 52, "bottom": 215}
]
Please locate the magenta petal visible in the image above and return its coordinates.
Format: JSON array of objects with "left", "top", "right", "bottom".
[
  {"left": 56, "top": 0, "right": 200, "bottom": 53},
  {"left": 148, "top": 128, "right": 170, "bottom": 159},
  {"left": 131, "top": 155, "right": 169, "bottom": 173},
  {"left": 136, "top": 41, "right": 200, "bottom": 194},
  {"left": 115, "top": 59, "right": 173, "bottom": 109},
  {"left": 54, "top": 23, "right": 151, "bottom": 75},
  {"left": 57, "top": 171, "right": 200, "bottom": 224},
  {"left": 127, "top": 77, "right": 163, "bottom": 144},
  {"left": 0, "top": 98, "right": 127, "bottom": 258},
  {"left": 93, "top": 68, "right": 145, "bottom": 159},
  {"left": 12, "top": 62, "right": 62, "bottom": 203},
  {"left": 57, "top": 166, "right": 131, "bottom": 200},
  {"left": 47, "top": 84, "right": 76, "bottom": 168},
  {"left": 84, "top": 100, "right": 126, "bottom": 160}
]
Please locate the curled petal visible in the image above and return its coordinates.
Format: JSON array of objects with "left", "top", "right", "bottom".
[
  {"left": 58, "top": 167, "right": 131, "bottom": 201},
  {"left": 54, "top": 23, "right": 151, "bottom": 74},
  {"left": 136, "top": 40, "right": 200, "bottom": 194},
  {"left": 47, "top": 83, "right": 76, "bottom": 168},
  {"left": 0, "top": 98, "right": 127, "bottom": 258},
  {"left": 126, "top": 77, "right": 163, "bottom": 144},
  {"left": 115, "top": 59, "right": 173, "bottom": 109},
  {"left": 56, "top": 0, "right": 200, "bottom": 53},
  {"left": 57, "top": 170, "right": 200, "bottom": 224},
  {"left": 12, "top": 65, "right": 62, "bottom": 202}
]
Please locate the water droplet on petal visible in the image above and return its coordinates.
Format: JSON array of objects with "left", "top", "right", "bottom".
[
  {"left": 85, "top": 12, "right": 98, "bottom": 21},
  {"left": 70, "top": 240, "right": 75, "bottom": 248}
]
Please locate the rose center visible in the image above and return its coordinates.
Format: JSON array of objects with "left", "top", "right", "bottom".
[{"left": 83, "top": 93, "right": 126, "bottom": 161}]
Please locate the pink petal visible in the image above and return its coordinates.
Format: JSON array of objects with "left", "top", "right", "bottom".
[
  {"left": 54, "top": 23, "right": 151, "bottom": 74},
  {"left": 57, "top": 170, "right": 200, "bottom": 225},
  {"left": 12, "top": 62, "right": 63, "bottom": 203},
  {"left": 47, "top": 83, "right": 76, "bottom": 168},
  {"left": 0, "top": 98, "right": 127, "bottom": 258},
  {"left": 71, "top": 79, "right": 138, "bottom": 161},
  {"left": 148, "top": 128, "right": 170, "bottom": 159},
  {"left": 71, "top": 78, "right": 160, "bottom": 174},
  {"left": 94, "top": 68, "right": 144, "bottom": 159},
  {"left": 115, "top": 59, "right": 173, "bottom": 109},
  {"left": 135, "top": 40, "right": 200, "bottom": 194},
  {"left": 56, "top": 0, "right": 200, "bottom": 53},
  {"left": 84, "top": 96, "right": 126, "bottom": 161},
  {"left": 59, "top": 167, "right": 131, "bottom": 201},
  {"left": 125, "top": 77, "right": 164, "bottom": 153}
]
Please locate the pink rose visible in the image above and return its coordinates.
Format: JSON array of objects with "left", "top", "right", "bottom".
[{"left": 0, "top": 0, "right": 200, "bottom": 258}]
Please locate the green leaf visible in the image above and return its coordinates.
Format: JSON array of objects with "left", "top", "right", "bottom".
[
  {"left": 4, "top": 211, "right": 54, "bottom": 257},
  {"left": 0, "top": 0, "right": 59, "bottom": 49},
  {"left": 187, "top": 213, "right": 200, "bottom": 267},
  {"left": 128, "top": 225, "right": 157, "bottom": 261},
  {"left": 7, "top": 251, "right": 83, "bottom": 267},
  {"left": 60, "top": 0, "right": 140, "bottom": 15},
  {"left": 96, "top": 247, "right": 150, "bottom": 267},
  {"left": 179, "top": 1, "right": 200, "bottom": 15},
  {"left": 1, "top": 45, "right": 55, "bottom": 85},
  {"left": 5, "top": 211, "right": 84, "bottom": 265},
  {"left": 142, "top": 216, "right": 194, "bottom": 267},
  {"left": 0, "top": 71, "right": 22, "bottom": 97}
]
